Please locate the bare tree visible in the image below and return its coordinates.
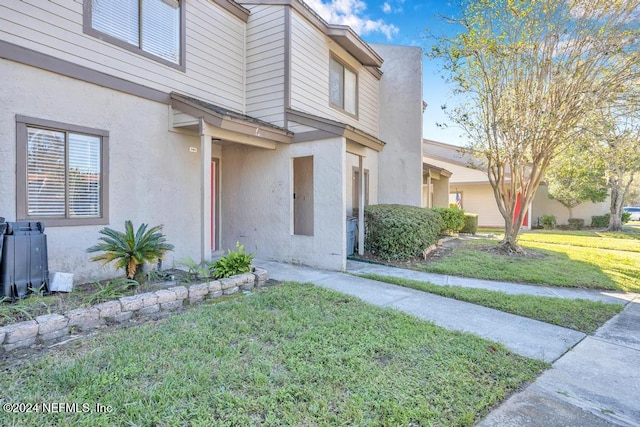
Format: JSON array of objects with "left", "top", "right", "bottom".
[{"left": 431, "top": 0, "right": 640, "bottom": 252}]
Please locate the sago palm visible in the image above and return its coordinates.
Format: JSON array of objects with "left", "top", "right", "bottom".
[{"left": 87, "top": 220, "right": 175, "bottom": 279}]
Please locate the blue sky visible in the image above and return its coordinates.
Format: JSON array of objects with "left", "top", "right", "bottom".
[{"left": 305, "top": 0, "right": 465, "bottom": 145}]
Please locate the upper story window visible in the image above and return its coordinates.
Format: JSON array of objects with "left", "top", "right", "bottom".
[
  {"left": 84, "top": 0, "right": 185, "bottom": 70},
  {"left": 16, "top": 116, "right": 109, "bottom": 226},
  {"left": 329, "top": 56, "right": 358, "bottom": 116}
]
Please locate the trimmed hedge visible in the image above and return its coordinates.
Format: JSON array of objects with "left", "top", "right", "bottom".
[
  {"left": 541, "top": 214, "right": 557, "bottom": 230},
  {"left": 567, "top": 218, "right": 585, "bottom": 230},
  {"left": 432, "top": 207, "right": 466, "bottom": 234},
  {"left": 592, "top": 212, "right": 631, "bottom": 227},
  {"left": 461, "top": 213, "right": 478, "bottom": 234},
  {"left": 364, "top": 204, "right": 444, "bottom": 261}
]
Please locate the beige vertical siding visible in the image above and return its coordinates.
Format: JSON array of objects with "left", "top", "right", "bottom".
[
  {"left": 289, "top": 10, "right": 379, "bottom": 136},
  {"left": 1, "top": 0, "right": 246, "bottom": 111},
  {"left": 456, "top": 184, "right": 505, "bottom": 227},
  {"left": 245, "top": 5, "right": 286, "bottom": 126}
]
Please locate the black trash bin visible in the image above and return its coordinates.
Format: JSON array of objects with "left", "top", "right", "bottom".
[{"left": 0, "top": 221, "right": 49, "bottom": 300}]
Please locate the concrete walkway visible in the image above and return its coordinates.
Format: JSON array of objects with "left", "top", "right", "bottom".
[
  {"left": 255, "top": 259, "right": 640, "bottom": 426},
  {"left": 346, "top": 259, "right": 635, "bottom": 305}
]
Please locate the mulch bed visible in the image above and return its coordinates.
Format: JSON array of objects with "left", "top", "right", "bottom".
[{"left": 0, "top": 269, "right": 192, "bottom": 327}]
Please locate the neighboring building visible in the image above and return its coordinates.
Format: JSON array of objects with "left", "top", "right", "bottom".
[
  {"left": 0, "top": 0, "right": 424, "bottom": 282},
  {"left": 423, "top": 139, "right": 609, "bottom": 228}
]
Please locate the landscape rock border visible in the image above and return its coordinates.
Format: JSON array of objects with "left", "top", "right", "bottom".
[{"left": 0, "top": 268, "right": 268, "bottom": 353}]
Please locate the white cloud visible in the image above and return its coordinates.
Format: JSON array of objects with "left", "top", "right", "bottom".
[
  {"left": 305, "top": 0, "right": 400, "bottom": 40},
  {"left": 382, "top": 2, "right": 391, "bottom": 13}
]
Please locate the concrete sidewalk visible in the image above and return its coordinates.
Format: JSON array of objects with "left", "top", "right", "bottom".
[
  {"left": 256, "top": 259, "right": 640, "bottom": 426},
  {"left": 346, "top": 259, "right": 635, "bottom": 305},
  {"left": 480, "top": 300, "right": 640, "bottom": 426}
]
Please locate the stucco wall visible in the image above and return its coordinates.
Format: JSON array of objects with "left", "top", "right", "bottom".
[
  {"left": 220, "top": 137, "right": 347, "bottom": 270},
  {"left": 532, "top": 184, "right": 610, "bottom": 226},
  {"left": 0, "top": 60, "right": 202, "bottom": 282},
  {"left": 373, "top": 44, "right": 423, "bottom": 207}
]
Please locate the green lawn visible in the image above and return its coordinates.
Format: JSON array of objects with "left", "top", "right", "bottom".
[
  {"left": 0, "top": 283, "right": 546, "bottom": 426},
  {"left": 418, "top": 229, "right": 640, "bottom": 293},
  {"left": 358, "top": 274, "right": 623, "bottom": 333}
]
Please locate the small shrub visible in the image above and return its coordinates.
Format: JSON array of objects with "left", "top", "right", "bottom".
[
  {"left": 364, "top": 204, "right": 444, "bottom": 261},
  {"left": 567, "top": 218, "right": 585, "bottom": 230},
  {"left": 87, "top": 220, "right": 174, "bottom": 279},
  {"left": 432, "top": 207, "right": 466, "bottom": 235},
  {"left": 591, "top": 214, "right": 609, "bottom": 228},
  {"left": 541, "top": 214, "right": 557, "bottom": 230},
  {"left": 592, "top": 212, "right": 632, "bottom": 227},
  {"left": 461, "top": 213, "right": 478, "bottom": 234},
  {"left": 182, "top": 256, "right": 211, "bottom": 281},
  {"left": 211, "top": 242, "right": 254, "bottom": 279}
]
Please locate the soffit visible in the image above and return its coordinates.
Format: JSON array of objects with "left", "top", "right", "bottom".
[
  {"left": 287, "top": 108, "right": 386, "bottom": 152},
  {"left": 171, "top": 92, "right": 292, "bottom": 145}
]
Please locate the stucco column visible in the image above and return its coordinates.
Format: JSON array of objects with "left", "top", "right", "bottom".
[
  {"left": 358, "top": 155, "right": 365, "bottom": 255},
  {"left": 200, "top": 130, "right": 212, "bottom": 262}
]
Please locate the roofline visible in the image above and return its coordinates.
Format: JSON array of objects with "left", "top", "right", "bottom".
[
  {"left": 286, "top": 108, "right": 386, "bottom": 151},
  {"left": 423, "top": 163, "right": 453, "bottom": 178},
  {"left": 171, "top": 92, "right": 293, "bottom": 144},
  {"left": 238, "top": 0, "right": 383, "bottom": 68},
  {"left": 212, "top": 0, "right": 251, "bottom": 22}
]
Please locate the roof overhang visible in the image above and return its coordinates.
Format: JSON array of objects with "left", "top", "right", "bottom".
[
  {"left": 423, "top": 163, "right": 452, "bottom": 178},
  {"left": 211, "top": 0, "right": 250, "bottom": 22},
  {"left": 287, "top": 108, "right": 386, "bottom": 152},
  {"left": 171, "top": 93, "right": 292, "bottom": 148},
  {"left": 326, "top": 25, "right": 383, "bottom": 67},
  {"left": 238, "top": 0, "right": 383, "bottom": 70}
]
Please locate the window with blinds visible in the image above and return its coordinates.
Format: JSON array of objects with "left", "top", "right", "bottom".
[
  {"left": 329, "top": 57, "right": 358, "bottom": 116},
  {"left": 24, "top": 125, "right": 103, "bottom": 221},
  {"left": 90, "top": 0, "right": 181, "bottom": 65}
]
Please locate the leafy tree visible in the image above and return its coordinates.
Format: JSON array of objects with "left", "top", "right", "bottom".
[
  {"left": 625, "top": 181, "right": 640, "bottom": 207},
  {"left": 431, "top": 0, "right": 640, "bottom": 252},
  {"left": 545, "top": 144, "right": 608, "bottom": 220},
  {"left": 584, "top": 106, "right": 640, "bottom": 231}
]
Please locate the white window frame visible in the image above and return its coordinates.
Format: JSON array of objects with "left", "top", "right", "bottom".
[{"left": 83, "top": 0, "right": 186, "bottom": 71}]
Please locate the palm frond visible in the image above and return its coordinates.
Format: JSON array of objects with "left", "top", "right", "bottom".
[{"left": 87, "top": 221, "right": 174, "bottom": 279}]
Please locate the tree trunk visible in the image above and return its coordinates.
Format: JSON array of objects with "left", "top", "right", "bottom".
[
  {"left": 608, "top": 179, "right": 624, "bottom": 232},
  {"left": 498, "top": 216, "right": 526, "bottom": 254}
]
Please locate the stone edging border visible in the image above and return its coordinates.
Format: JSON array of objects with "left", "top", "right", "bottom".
[{"left": 0, "top": 268, "right": 268, "bottom": 353}]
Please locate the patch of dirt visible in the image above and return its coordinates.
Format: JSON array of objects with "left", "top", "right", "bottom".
[
  {"left": 352, "top": 236, "right": 466, "bottom": 268},
  {"left": 0, "top": 269, "right": 193, "bottom": 327}
]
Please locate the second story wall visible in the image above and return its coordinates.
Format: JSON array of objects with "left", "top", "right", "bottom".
[
  {"left": 2, "top": 0, "right": 246, "bottom": 112},
  {"left": 245, "top": 5, "right": 286, "bottom": 127},
  {"left": 289, "top": 9, "right": 379, "bottom": 137},
  {"left": 374, "top": 44, "right": 423, "bottom": 207}
]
